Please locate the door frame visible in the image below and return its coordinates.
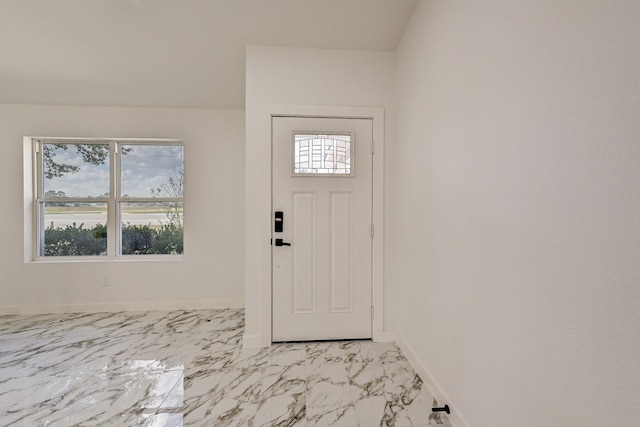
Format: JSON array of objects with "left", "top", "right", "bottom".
[{"left": 243, "top": 105, "right": 388, "bottom": 347}]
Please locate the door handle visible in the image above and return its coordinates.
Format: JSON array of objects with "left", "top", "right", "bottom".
[{"left": 274, "top": 238, "right": 291, "bottom": 247}]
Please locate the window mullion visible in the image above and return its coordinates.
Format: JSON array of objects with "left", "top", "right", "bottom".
[
  {"left": 35, "top": 140, "right": 43, "bottom": 199},
  {"left": 34, "top": 140, "right": 43, "bottom": 258},
  {"left": 122, "top": 197, "right": 184, "bottom": 203},
  {"left": 109, "top": 140, "right": 119, "bottom": 257}
]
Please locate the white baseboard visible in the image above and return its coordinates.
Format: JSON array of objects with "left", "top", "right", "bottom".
[
  {"left": 242, "top": 333, "right": 267, "bottom": 349},
  {"left": 0, "top": 299, "right": 244, "bottom": 315},
  {"left": 374, "top": 330, "right": 398, "bottom": 343},
  {"left": 395, "top": 334, "right": 471, "bottom": 427}
]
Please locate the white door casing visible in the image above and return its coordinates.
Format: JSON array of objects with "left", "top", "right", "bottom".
[{"left": 272, "top": 116, "right": 373, "bottom": 342}]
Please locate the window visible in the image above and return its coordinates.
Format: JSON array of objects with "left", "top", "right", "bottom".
[
  {"left": 34, "top": 139, "right": 183, "bottom": 259},
  {"left": 293, "top": 132, "right": 354, "bottom": 176}
]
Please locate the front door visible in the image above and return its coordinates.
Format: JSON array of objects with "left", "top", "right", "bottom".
[{"left": 272, "top": 116, "right": 373, "bottom": 342}]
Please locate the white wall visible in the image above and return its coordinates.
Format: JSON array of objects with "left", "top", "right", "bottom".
[
  {"left": 390, "top": 1, "right": 640, "bottom": 426},
  {"left": 1, "top": 104, "right": 245, "bottom": 312},
  {"left": 244, "top": 46, "right": 395, "bottom": 346}
]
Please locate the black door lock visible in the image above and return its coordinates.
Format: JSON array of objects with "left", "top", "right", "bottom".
[{"left": 274, "top": 211, "right": 284, "bottom": 232}]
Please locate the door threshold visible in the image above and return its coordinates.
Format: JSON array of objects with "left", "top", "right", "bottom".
[{"left": 272, "top": 338, "right": 372, "bottom": 345}]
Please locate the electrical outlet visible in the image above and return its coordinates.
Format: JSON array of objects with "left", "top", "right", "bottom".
[{"left": 101, "top": 275, "right": 110, "bottom": 286}]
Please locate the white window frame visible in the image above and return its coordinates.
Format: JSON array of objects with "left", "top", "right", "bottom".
[{"left": 29, "top": 137, "right": 184, "bottom": 261}]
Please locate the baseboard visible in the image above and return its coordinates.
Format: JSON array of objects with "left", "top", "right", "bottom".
[
  {"left": 395, "top": 334, "right": 471, "bottom": 427},
  {"left": 373, "top": 330, "right": 398, "bottom": 343},
  {"left": 0, "top": 299, "right": 244, "bottom": 315},
  {"left": 242, "top": 333, "right": 266, "bottom": 349}
]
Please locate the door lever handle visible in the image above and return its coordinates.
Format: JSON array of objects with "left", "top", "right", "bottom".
[{"left": 274, "top": 238, "right": 291, "bottom": 247}]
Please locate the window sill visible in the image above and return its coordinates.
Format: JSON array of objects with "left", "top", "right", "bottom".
[{"left": 28, "top": 255, "right": 184, "bottom": 264}]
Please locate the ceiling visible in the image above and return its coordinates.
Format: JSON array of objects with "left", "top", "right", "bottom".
[{"left": 0, "top": 0, "right": 417, "bottom": 109}]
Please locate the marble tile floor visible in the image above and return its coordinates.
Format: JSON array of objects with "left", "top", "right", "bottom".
[{"left": 0, "top": 309, "right": 451, "bottom": 426}]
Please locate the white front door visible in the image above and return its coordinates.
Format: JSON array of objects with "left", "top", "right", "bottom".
[{"left": 272, "top": 116, "right": 373, "bottom": 342}]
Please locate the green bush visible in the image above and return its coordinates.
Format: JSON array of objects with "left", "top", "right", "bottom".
[
  {"left": 44, "top": 223, "right": 183, "bottom": 256},
  {"left": 152, "top": 223, "right": 184, "bottom": 255},
  {"left": 44, "top": 223, "right": 107, "bottom": 256},
  {"left": 121, "top": 223, "right": 183, "bottom": 255}
]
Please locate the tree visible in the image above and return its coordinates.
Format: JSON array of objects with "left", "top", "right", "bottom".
[
  {"left": 43, "top": 143, "right": 109, "bottom": 179},
  {"left": 44, "top": 190, "right": 67, "bottom": 198},
  {"left": 151, "top": 168, "right": 184, "bottom": 227},
  {"left": 43, "top": 143, "right": 133, "bottom": 179}
]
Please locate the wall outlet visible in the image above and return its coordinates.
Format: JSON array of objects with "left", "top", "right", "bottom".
[{"left": 101, "top": 275, "right": 110, "bottom": 286}]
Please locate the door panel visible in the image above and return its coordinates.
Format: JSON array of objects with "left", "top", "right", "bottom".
[
  {"left": 292, "top": 191, "right": 316, "bottom": 313},
  {"left": 272, "top": 116, "right": 372, "bottom": 342},
  {"left": 329, "top": 191, "right": 354, "bottom": 313}
]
